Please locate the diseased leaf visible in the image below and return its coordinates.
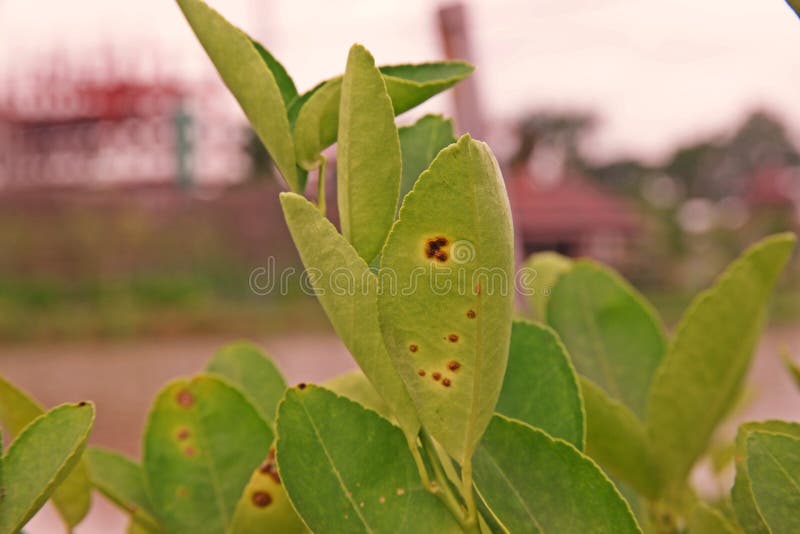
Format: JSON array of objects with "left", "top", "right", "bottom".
[
  {"left": 0, "top": 375, "right": 93, "bottom": 528},
  {"left": 398, "top": 115, "right": 456, "bottom": 208},
  {"left": 580, "top": 378, "right": 660, "bottom": 499},
  {"left": 647, "top": 233, "right": 796, "bottom": 488},
  {"left": 275, "top": 385, "right": 461, "bottom": 533},
  {"left": 176, "top": 0, "right": 298, "bottom": 190},
  {"left": 324, "top": 370, "right": 391, "bottom": 418},
  {"left": 279, "top": 192, "right": 420, "bottom": 441},
  {"left": 0, "top": 402, "right": 95, "bottom": 534},
  {"left": 522, "top": 251, "right": 573, "bottom": 321},
  {"left": 472, "top": 415, "right": 641, "bottom": 534},
  {"left": 746, "top": 431, "right": 800, "bottom": 533},
  {"left": 85, "top": 447, "right": 161, "bottom": 531},
  {"left": 686, "top": 501, "right": 739, "bottom": 534},
  {"left": 251, "top": 40, "right": 298, "bottom": 107},
  {"left": 205, "top": 341, "right": 287, "bottom": 426},
  {"left": 293, "top": 61, "right": 473, "bottom": 170},
  {"left": 496, "top": 321, "right": 584, "bottom": 449},
  {"left": 548, "top": 260, "right": 666, "bottom": 419},
  {"left": 337, "top": 44, "right": 402, "bottom": 263},
  {"left": 378, "top": 135, "right": 515, "bottom": 463},
  {"left": 143, "top": 375, "right": 273, "bottom": 534}
]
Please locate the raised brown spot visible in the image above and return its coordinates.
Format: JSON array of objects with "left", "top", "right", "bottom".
[
  {"left": 448, "top": 361, "right": 461, "bottom": 371},
  {"left": 448, "top": 334, "right": 459, "bottom": 343},
  {"left": 176, "top": 389, "right": 194, "bottom": 408},
  {"left": 432, "top": 372, "right": 442, "bottom": 381},
  {"left": 251, "top": 490, "right": 273, "bottom": 508},
  {"left": 434, "top": 251, "right": 448, "bottom": 262},
  {"left": 417, "top": 369, "right": 426, "bottom": 377},
  {"left": 425, "top": 236, "right": 449, "bottom": 262},
  {"left": 259, "top": 455, "right": 281, "bottom": 484},
  {"left": 184, "top": 446, "right": 196, "bottom": 457},
  {"left": 442, "top": 378, "right": 452, "bottom": 387},
  {"left": 177, "top": 428, "right": 191, "bottom": 441},
  {"left": 77, "top": 401, "right": 88, "bottom": 407},
  {"left": 466, "top": 310, "right": 476, "bottom": 319},
  {"left": 409, "top": 344, "right": 418, "bottom": 353},
  {"left": 297, "top": 382, "right": 307, "bottom": 390}
]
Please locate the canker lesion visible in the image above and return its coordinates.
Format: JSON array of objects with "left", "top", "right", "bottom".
[{"left": 424, "top": 236, "right": 449, "bottom": 263}]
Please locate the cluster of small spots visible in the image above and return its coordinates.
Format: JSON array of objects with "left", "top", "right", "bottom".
[
  {"left": 448, "top": 334, "right": 459, "bottom": 343},
  {"left": 251, "top": 490, "right": 273, "bottom": 508},
  {"left": 259, "top": 448, "right": 281, "bottom": 484},
  {"left": 425, "top": 236, "right": 449, "bottom": 262},
  {"left": 466, "top": 310, "right": 476, "bottom": 319},
  {"left": 176, "top": 389, "right": 195, "bottom": 408},
  {"left": 409, "top": 344, "right": 418, "bottom": 353}
]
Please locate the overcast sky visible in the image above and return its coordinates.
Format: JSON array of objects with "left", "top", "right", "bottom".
[{"left": 1, "top": 0, "right": 799, "bottom": 163}]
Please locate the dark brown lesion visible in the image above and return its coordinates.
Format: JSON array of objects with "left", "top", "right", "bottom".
[
  {"left": 425, "top": 236, "right": 449, "bottom": 263},
  {"left": 259, "top": 448, "right": 281, "bottom": 484}
]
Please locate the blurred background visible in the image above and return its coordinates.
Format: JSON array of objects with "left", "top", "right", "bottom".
[{"left": 1, "top": 0, "right": 800, "bottom": 531}]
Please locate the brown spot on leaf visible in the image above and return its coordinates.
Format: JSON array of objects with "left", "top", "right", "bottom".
[
  {"left": 425, "top": 236, "right": 449, "bottom": 263},
  {"left": 177, "top": 428, "right": 191, "bottom": 441},
  {"left": 184, "top": 446, "right": 196, "bottom": 457},
  {"left": 434, "top": 251, "right": 448, "bottom": 262},
  {"left": 448, "top": 361, "right": 461, "bottom": 371},
  {"left": 417, "top": 369, "right": 426, "bottom": 377},
  {"left": 297, "top": 383, "right": 307, "bottom": 390},
  {"left": 448, "top": 334, "right": 459, "bottom": 343},
  {"left": 176, "top": 389, "right": 194, "bottom": 408},
  {"left": 466, "top": 310, "right": 476, "bottom": 319},
  {"left": 409, "top": 344, "right": 418, "bottom": 353},
  {"left": 442, "top": 378, "right": 452, "bottom": 387},
  {"left": 259, "top": 455, "right": 281, "bottom": 484},
  {"left": 432, "top": 372, "right": 441, "bottom": 381},
  {"left": 251, "top": 491, "right": 273, "bottom": 508},
  {"left": 77, "top": 401, "right": 88, "bottom": 407}
]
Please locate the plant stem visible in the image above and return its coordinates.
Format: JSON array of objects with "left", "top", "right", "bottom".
[
  {"left": 420, "top": 430, "right": 471, "bottom": 529},
  {"left": 406, "top": 433, "right": 432, "bottom": 490},
  {"left": 316, "top": 155, "right": 327, "bottom": 216},
  {"left": 460, "top": 456, "right": 479, "bottom": 531}
]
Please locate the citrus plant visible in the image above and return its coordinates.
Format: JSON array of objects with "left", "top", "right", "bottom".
[{"left": 1, "top": 1, "right": 799, "bottom": 533}]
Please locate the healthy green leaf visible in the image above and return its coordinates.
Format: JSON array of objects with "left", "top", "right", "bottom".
[
  {"left": 378, "top": 135, "right": 515, "bottom": 463},
  {"left": 279, "top": 192, "right": 420, "bottom": 441},
  {"left": 85, "top": 447, "right": 161, "bottom": 531},
  {"left": 176, "top": 0, "right": 298, "bottom": 190},
  {"left": 143, "top": 375, "right": 273, "bottom": 534},
  {"left": 324, "top": 370, "right": 391, "bottom": 418},
  {"left": 337, "top": 44, "right": 402, "bottom": 263},
  {"left": 496, "top": 321, "right": 584, "bottom": 449},
  {"left": 647, "top": 233, "right": 796, "bottom": 488},
  {"left": 398, "top": 115, "right": 456, "bottom": 208},
  {"left": 548, "top": 260, "right": 666, "bottom": 419},
  {"left": 686, "top": 501, "right": 739, "bottom": 534},
  {"left": 127, "top": 515, "right": 161, "bottom": 534},
  {"left": 205, "top": 341, "right": 287, "bottom": 426},
  {"left": 0, "top": 402, "right": 95, "bottom": 534},
  {"left": 275, "top": 385, "right": 461, "bottom": 533},
  {"left": 522, "top": 251, "right": 573, "bottom": 321},
  {"left": 746, "top": 430, "right": 800, "bottom": 533},
  {"left": 251, "top": 40, "right": 298, "bottom": 107},
  {"left": 0, "top": 375, "right": 93, "bottom": 528},
  {"left": 580, "top": 378, "right": 661, "bottom": 499},
  {"left": 293, "top": 61, "right": 473, "bottom": 170},
  {"left": 472, "top": 415, "right": 641, "bottom": 533}
]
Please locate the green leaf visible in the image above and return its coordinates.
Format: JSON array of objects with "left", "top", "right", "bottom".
[
  {"left": 580, "top": 378, "right": 661, "bottom": 499},
  {"left": 229, "top": 444, "right": 307, "bottom": 534},
  {"left": 731, "top": 421, "right": 800, "bottom": 534},
  {"left": 275, "top": 385, "right": 462, "bottom": 533},
  {"left": 398, "top": 115, "right": 456, "bottom": 208},
  {"left": 522, "top": 251, "right": 573, "bottom": 321},
  {"left": 324, "top": 370, "right": 391, "bottom": 418},
  {"left": 279, "top": 192, "right": 420, "bottom": 441},
  {"left": 472, "top": 415, "right": 641, "bottom": 534},
  {"left": 205, "top": 341, "right": 287, "bottom": 426},
  {"left": 85, "top": 447, "right": 161, "bottom": 531},
  {"left": 495, "top": 321, "right": 584, "bottom": 449},
  {"left": 0, "top": 402, "right": 95, "bottom": 534},
  {"left": 746, "top": 430, "right": 800, "bottom": 533},
  {"left": 0, "top": 375, "right": 93, "bottom": 528},
  {"left": 337, "top": 44, "right": 402, "bottom": 263},
  {"left": 251, "top": 40, "right": 298, "bottom": 107},
  {"left": 293, "top": 61, "right": 473, "bottom": 170},
  {"left": 647, "top": 233, "right": 796, "bottom": 488},
  {"left": 143, "top": 375, "right": 273, "bottom": 534},
  {"left": 686, "top": 501, "right": 739, "bottom": 534},
  {"left": 378, "top": 135, "right": 515, "bottom": 463},
  {"left": 548, "top": 260, "right": 666, "bottom": 419},
  {"left": 782, "top": 350, "right": 800, "bottom": 391},
  {"left": 176, "top": 0, "right": 298, "bottom": 190}
]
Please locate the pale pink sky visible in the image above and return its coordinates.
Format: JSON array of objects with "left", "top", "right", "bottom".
[{"left": 1, "top": 0, "right": 799, "bottom": 163}]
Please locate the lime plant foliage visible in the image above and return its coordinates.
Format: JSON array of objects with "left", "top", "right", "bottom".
[{"left": 0, "top": 1, "right": 799, "bottom": 533}]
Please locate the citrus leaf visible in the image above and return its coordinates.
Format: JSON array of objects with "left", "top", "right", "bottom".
[
  {"left": 337, "top": 44, "right": 402, "bottom": 263},
  {"left": 647, "top": 233, "right": 796, "bottom": 488},
  {"left": 472, "top": 415, "right": 641, "bottom": 534},
  {"left": 548, "top": 260, "right": 666, "bottom": 419},
  {"left": 279, "top": 192, "right": 420, "bottom": 441},
  {"left": 324, "top": 370, "right": 391, "bottom": 418},
  {"left": 205, "top": 341, "right": 287, "bottom": 426},
  {"left": 176, "top": 0, "right": 298, "bottom": 191},
  {"left": 746, "top": 430, "right": 800, "bottom": 533},
  {"left": 0, "top": 402, "right": 95, "bottom": 534},
  {"left": 522, "top": 251, "right": 573, "bottom": 321},
  {"left": 143, "top": 375, "right": 273, "bottom": 534},
  {"left": 378, "top": 135, "right": 515, "bottom": 463},
  {"left": 686, "top": 501, "right": 739, "bottom": 534},
  {"left": 496, "top": 321, "right": 584, "bottom": 449},
  {"left": 250, "top": 40, "right": 298, "bottom": 107},
  {"left": 275, "top": 385, "right": 462, "bottom": 533},
  {"left": 398, "top": 115, "right": 456, "bottom": 208}
]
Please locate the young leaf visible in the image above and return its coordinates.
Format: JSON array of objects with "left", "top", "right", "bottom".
[
  {"left": 0, "top": 375, "right": 93, "bottom": 528},
  {"left": 338, "top": 44, "right": 402, "bottom": 263},
  {"left": 324, "top": 370, "right": 392, "bottom": 418},
  {"left": 229, "top": 445, "right": 307, "bottom": 534},
  {"left": 293, "top": 62, "right": 473, "bottom": 170},
  {"left": 279, "top": 192, "right": 420, "bottom": 441},
  {"left": 275, "top": 385, "right": 462, "bottom": 533},
  {"left": 205, "top": 341, "right": 287, "bottom": 425},
  {"left": 580, "top": 378, "right": 661, "bottom": 499},
  {"left": 0, "top": 402, "right": 95, "bottom": 534},
  {"left": 85, "top": 447, "right": 161, "bottom": 531},
  {"left": 495, "top": 321, "right": 584, "bottom": 449},
  {"left": 731, "top": 421, "right": 800, "bottom": 534},
  {"left": 143, "top": 375, "right": 273, "bottom": 534},
  {"left": 250, "top": 40, "right": 298, "bottom": 107},
  {"left": 398, "top": 115, "right": 456, "bottom": 207},
  {"left": 176, "top": 0, "right": 298, "bottom": 191},
  {"left": 548, "top": 260, "right": 666, "bottom": 419},
  {"left": 686, "top": 501, "right": 739, "bottom": 534},
  {"left": 522, "top": 251, "right": 573, "bottom": 320},
  {"left": 746, "top": 431, "right": 800, "bottom": 533},
  {"left": 472, "top": 415, "right": 641, "bottom": 533},
  {"left": 647, "top": 233, "right": 796, "bottom": 488},
  {"left": 378, "top": 135, "right": 515, "bottom": 463}
]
